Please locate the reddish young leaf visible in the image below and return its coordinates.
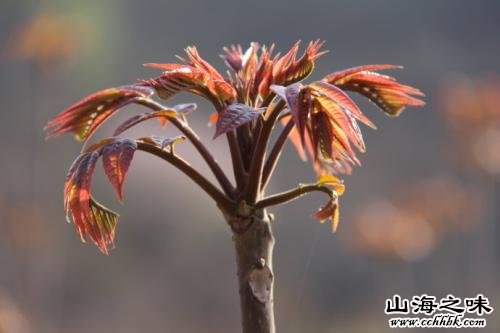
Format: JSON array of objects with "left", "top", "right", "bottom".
[
  {"left": 314, "top": 95, "right": 366, "bottom": 154},
  {"left": 185, "top": 46, "right": 225, "bottom": 80},
  {"left": 45, "top": 85, "right": 153, "bottom": 142},
  {"left": 310, "top": 111, "right": 333, "bottom": 160},
  {"left": 323, "top": 65, "right": 425, "bottom": 116},
  {"left": 141, "top": 67, "right": 208, "bottom": 100},
  {"left": 63, "top": 138, "right": 139, "bottom": 254},
  {"left": 326, "top": 113, "right": 358, "bottom": 162},
  {"left": 311, "top": 198, "right": 334, "bottom": 222},
  {"left": 212, "top": 79, "right": 238, "bottom": 102},
  {"left": 63, "top": 153, "right": 90, "bottom": 217},
  {"left": 310, "top": 110, "right": 359, "bottom": 165},
  {"left": 213, "top": 103, "right": 264, "bottom": 138},
  {"left": 273, "top": 40, "right": 327, "bottom": 86},
  {"left": 144, "top": 48, "right": 237, "bottom": 104},
  {"left": 323, "top": 64, "right": 401, "bottom": 83},
  {"left": 311, "top": 198, "right": 340, "bottom": 232},
  {"left": 272, "top": 41, "right": 300, "bottom": 80},
  {"left": 65, "top": 151, "right": 106, "bottom": 251},
  {"left": 222, "top": 43, "right": 268, "bottom": 101},
  {"left": 254, "top": 45, "right": 275, "bottom": 100},
  {"left": 88, "top": 198, "right": 119, "bottom": 249},
  {"left": 310, "top": 81, "right": 375, "bottom": 129},
  {"left": 143, "top": 63, "right": 190, "bottom": 71},
  {"left": 241, "top": 43, "right": 259, "bottom": 80},
  {"left": 207, "top": 112, "right": 219, "bottom": 126},
  {"left": 341, "top": 72, "right": 423, "bottom": 96},
  {"left": 101, "top": 139, "right": 138, "bottom": 202},
  {"left": 184, "top": 46, "right": 237, "bottom": 103}
]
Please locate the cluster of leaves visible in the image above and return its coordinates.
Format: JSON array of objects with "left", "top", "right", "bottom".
[
  {"left": 46, "top": 41, "right": 424, "bottom": 253},
  {"left": 64, "top": 138, "right": 137, "bottom": 253}
]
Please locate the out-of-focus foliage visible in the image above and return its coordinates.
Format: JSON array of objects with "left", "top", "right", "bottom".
[
  {"left": 4, "top": 12, "right": 85, "bottom": 72},
  {"left": 441, "top": 76, "right": 500, "bottom": 176},
  {"left": 0, "top": 292, "right": 32, "bottom": 333},
  {"left": 344, "top": 177, "right": 484, "bottom": 261}
]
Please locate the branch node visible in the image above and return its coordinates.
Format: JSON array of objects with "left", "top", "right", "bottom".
[
  {"left": 237, "top": 200, "right": 254, "bottom": 218},
  {"left": 257, "top": 257, "right": 266, "bottom": 268}
]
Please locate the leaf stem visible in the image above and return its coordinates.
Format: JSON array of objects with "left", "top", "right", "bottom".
[
  {"left": 261, "top": 118, "right": 294, "bottom": 189},
  {"left": 255, "top": 184, "right": 333, "bottom": 209},
  {"left": 136, "top": 141, "right": 234, "bottom": 212},
  {"left": 227, "top": 131, "right": 246, "bottom": 191},
  {"left": 245, "top": 100, "right": 285, "bottom": 203},
  {"left": 135, "top": 98, "right": 235, "bottom": 197}
]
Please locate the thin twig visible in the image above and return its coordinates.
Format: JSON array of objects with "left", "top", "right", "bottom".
[
  {"left": 136, "top": 141, "right": 234, "bottom": 212},
  {"left": 255, "top": 184, "right": 333, "bottom": 209},
  {"left": 227, "top": 131, "right": 246, "bottom": 190},
  {"left": 135, "top": 98, "right": 235, "bottom": 197},
  {"left": 245, "top": 100, "right": 286, "bottom": 203},
  {"left": 261, "top": 118, "right": 294, "bottom": 189}
]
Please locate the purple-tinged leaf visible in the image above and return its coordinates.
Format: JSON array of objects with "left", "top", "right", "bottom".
[
  {"left": 173, "top": 103, "right": 197, "bottom": 115},
  {"left": 213, "top": 103, "right": 264, "bottom": 139},
  {"left": 222, "top": 44, "right": 243, "bottom": 71},
  {"left": 101, "top": 139, "right": 138, "bottom": 202},
  {"left": 270, "top": 83, "right": 310, "bottom": 144}
]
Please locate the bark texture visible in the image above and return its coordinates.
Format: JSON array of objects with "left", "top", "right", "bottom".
[{"left": 230, "top": 209, "right": 276, "bottom": 333}]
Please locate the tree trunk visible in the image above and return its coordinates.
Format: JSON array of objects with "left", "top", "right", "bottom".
[{"left": 229, "top": 209, "right": 276, "bottom": 333}]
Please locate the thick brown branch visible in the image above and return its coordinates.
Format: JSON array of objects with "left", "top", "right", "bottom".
[
  {"left": 255, "top": 184, "right": 333, "bottom": 209},
  {"left": 135, "top": 98, "right": 235, "bottom": 197},
  {"left": 137, "top": 141, "right": 234, "bottom": 212},
  {"left": 245, "top": 100, "right": 285, "bottom": 203},
  {"left": 231, "top": 210, "right": 275, "bottom": 333},
  {"left": 261, "top": 118, "right": 294, "bottom": 189}
]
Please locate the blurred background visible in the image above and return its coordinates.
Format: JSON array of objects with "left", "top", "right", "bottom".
[{"left": 1, "top": 0, "right": 499, "bottom": 332}]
